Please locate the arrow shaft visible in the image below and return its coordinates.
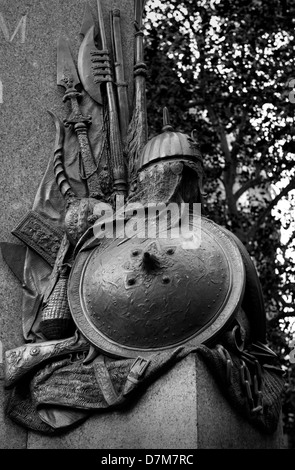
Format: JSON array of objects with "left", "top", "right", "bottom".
[
  {"left": 126, "top": 0, "right": 148, "bottom": 182},
  {"left": 106, "top": 82, "right": 127, "bottom": 195},
  {"left": 111, "top": 9, "right": 130, "bottom": 145},
  {"left": 97, "top": 0, "right": 107, "bottom": 49},
  {"left": 96, "top": 0, "right": 127, "bottom": 196}
]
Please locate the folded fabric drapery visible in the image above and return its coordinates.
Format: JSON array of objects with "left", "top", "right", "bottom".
[{"left": 6, "top": 331, "right": 284, "bottom": 435}]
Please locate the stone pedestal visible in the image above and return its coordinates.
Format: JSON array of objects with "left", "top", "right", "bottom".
[
  {"left": 0, "top": 355, "right": 284, "bottom": 449},
  {"left": 25, "top": 355, "right": 283, "bottom": 449}
]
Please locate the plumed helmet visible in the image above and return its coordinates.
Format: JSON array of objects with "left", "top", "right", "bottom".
[{"left": 138, "top": 107, "right": 203, "bottom": 171}]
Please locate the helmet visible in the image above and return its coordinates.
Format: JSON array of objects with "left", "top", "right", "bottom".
[{"left": 138, "top": 107, "right": 203, "bottom": 172}]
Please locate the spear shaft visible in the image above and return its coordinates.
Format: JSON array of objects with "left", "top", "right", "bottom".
[
  {"left": 96, "top": 0, "right": 127, "bottom": 197},
  {"left": 111, "top": 8, "right": 130, "bottom": 145}
]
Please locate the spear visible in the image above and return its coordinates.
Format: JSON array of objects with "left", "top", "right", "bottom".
[
  {"left": 57, "top": 36, "right": 103, "bottom": 199},
  {"left": 126, "top": 0, "right": 148, "bottom": 186},
  {"left": 94, "top": 0, "right": 127, "bottom": 197},
  {"left": 110, "top": 8, "right": 130, "bottom": 145},
  {"left": 77, "top": 2, "right": 128, "bottom": 197}
]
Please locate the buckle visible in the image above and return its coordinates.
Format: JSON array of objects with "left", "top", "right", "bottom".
[{"left": 128, "top": 357, "right": 150, "bottom": 384}]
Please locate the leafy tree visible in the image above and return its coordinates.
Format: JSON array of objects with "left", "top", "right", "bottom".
[{"left": 144, "top": 0, "right": 295, "bottom": 442}]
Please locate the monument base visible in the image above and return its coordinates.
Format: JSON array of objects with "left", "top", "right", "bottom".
[{"left": 23, "top": 354, "right": 283, "bottom": 449}]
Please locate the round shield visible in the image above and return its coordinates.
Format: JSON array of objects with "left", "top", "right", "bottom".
[{"left": 68, "top": 217, "right": 245, "bottom": 358}]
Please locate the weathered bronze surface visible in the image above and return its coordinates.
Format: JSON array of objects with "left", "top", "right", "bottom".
[
  {"left": 4, "top": 331, "right": 89, "bottom": 388},
  {"left": 68, "top": 218, "right": 245, "bottom": 357},
  {"left": 57, "top": 35, "right": 103, "bottom": 200},
  {"left": 138, "top": 119, "right": 202, "bottom": 171},
  {"left": 126, "top": 0, "right": 148, "bottom": 186},
  {"left": 12, "top": 210, "right": 64, "bottom": 267}
]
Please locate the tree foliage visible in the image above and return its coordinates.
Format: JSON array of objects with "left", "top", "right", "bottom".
[{"left": 144, "top": 0, "right": 295, "bottom": 439}]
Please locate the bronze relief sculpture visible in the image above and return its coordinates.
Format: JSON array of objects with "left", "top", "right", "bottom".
[{"left": 1, "top": 0, "right": 284, "bottom": 436}]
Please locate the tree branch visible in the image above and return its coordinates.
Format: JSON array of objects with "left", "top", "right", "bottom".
[
  {"left": 267, "top": 292, "right": 295, "bottom": 324},
  {"left": 206, "top": 104, "right": 232, "bottom": 164},
  {"left": 247, "top": 179, "right": 295, "bottom": 241},
  {"left": 233, "top": 176, "right": 262, "bottom": 201},
  {"left": 280, "top": 283, "right": 295, "bottom": 293},
  {"left": 268, "top": 308, "right": 295, "bottom": 325},
  {"left": 206, "top": 103, "right": 239, "bottom": 216},
  {"left": 231, "top": 110, "right": 247, "bottom": 160}
]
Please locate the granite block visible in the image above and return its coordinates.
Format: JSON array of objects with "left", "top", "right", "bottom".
[
  {"left": 195, "top": 356, "right": 283, "bottom": 449},
  {"left": 27, "top": 355, "right": 198, "bottom": 449},
  {"left": 26, "top": 353, "right": 283, "bottom": 449}
]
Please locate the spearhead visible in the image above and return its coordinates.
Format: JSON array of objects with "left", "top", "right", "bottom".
[
  {"left": 57, "top": 35, "right": 81, "bottom": 92},
  {"left": 135, "top": 0, "right": 146, "bottom": 30},
  {"left": 80, "top": 1, "right": 95, "bottom": 38}
]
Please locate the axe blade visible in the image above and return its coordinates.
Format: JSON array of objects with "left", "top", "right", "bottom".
[{"left": 77, "top": 25, "right": 103, "bottom": 105}]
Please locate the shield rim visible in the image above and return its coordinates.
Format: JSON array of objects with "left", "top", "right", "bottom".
[{"left": 68, "top": 217, "right": 246, "bottom": 358}]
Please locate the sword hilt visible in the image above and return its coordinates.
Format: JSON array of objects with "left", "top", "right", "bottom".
[{"left": 63, "top": 87, "right": 92, "bottom": 128}]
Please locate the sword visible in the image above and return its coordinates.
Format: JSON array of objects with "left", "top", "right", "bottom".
[{"left": 57, "top": 35, "right": 103, "bottom": 199}]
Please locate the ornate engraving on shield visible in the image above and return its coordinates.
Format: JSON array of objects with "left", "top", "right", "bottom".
[{"left": 68, "top": 218, "right": 245, "bottom": 358}]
